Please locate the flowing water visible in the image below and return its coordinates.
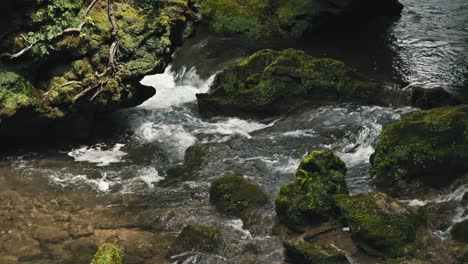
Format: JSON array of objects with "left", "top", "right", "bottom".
[{"left": 1, "top": 0, "right": 468, "bottom": 263}]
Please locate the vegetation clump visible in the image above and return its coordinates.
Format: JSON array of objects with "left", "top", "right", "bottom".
[
  {"left": 210, "top": 174, "right": 268, "bottom": 215},
  {"left": 91, "top": 243, "right": 124, "bottom": 264},
  {"left": 197, "top": 49, "right": 382, "bottom": 116},
  {"left": 370, "top": 105, "right": 468, "bottom": 196},
  {"left": 275, "top": 149, "right": 348, "bottom": 228}
]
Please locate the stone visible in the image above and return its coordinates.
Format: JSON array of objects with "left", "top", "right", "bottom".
[
  {"left": 275, "top": 149, "right": 348, "bottom": 228},
  {"left": 335, "top": 192, "right": 421, "bottom": 258},
  {"left": 197, "top": 49, "right": 383, "bottom": 116}
]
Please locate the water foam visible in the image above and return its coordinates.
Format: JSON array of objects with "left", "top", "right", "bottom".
[{"left": 67, "top": 143, "right": 127, "bottom": 166}]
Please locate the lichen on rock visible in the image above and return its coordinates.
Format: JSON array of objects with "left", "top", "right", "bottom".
[
  {"left": 370, "top": 105, "right": 468, "bottom": 197},
  {"left": 275, "top": 149, "right": 348, "bottom": 228},
  {"left": 197, "top": 49, "right": 383, "bottom": 116}
]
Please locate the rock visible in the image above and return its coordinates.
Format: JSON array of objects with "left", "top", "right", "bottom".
[
  {"left": 275, "top": 149, "right": 348, "bottom": 228},
  {"left": 379, "top": 259, "right": 430, "bottom": 264},
  {"left": 210, "top": 174, "right": 268, "bottom": 215},
  {"left": 2, "top": 238, "right": 42, "bottom": 261},
  {"left": 197, "top": 49, "right": 383, "bottom": 116},
  {"left": 166, "top": 143, "right": 211, "bottom": 181},
  {"left": 451, "top": 220, "right": 468, "bottom": 243},
  {"left": 370, "top": 105, "right": 468, "bottom": 197},
  {"left": 335, "top": 192, "right": 421, "bottom": 258},
  {"left": 408, "top": 86, "right": 461, "bottom": 110},
  {"left": 167, "top": 225, "right": 223, "bottom": 256},
  {"left": 199, "top": 0, "right": 403, "bottom": 39},
  {"left": 0, "top": 0, "right": 196, "bottom": 141},
  {"left": 283, "top": 240, "right": 349, "bottom": 264},
  {"left": 91, "top": 243, "right": 123, "bottom": 264},
  {"left": 32, "top": 225, "right": 70, "bottom": 243}
]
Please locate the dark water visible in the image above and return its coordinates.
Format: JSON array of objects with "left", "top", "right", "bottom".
[{"left": 1, "top": 0, "right": 468, "bottom": 263}]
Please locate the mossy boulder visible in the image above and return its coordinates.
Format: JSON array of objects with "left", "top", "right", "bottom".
[
  {"left": 168, "top": 225, "right": 223, "bottom": 256},
  {"left": 275, "top": 149, "right": 348, "bottom": 228},
  {"left": 451, "top": 220, "right": 468, "bottom": 243},
  {"left": 408, "top": 87, "right": 461, "bottom": 110},
  {"left": 196, "top": 49, "right": 383, "bottom": 116},
  {"left": 335, "top": 192, "right": 421, "bottom": 258},
  {"left": 0, "top": 0, "right": 196, "bottom": 140},
  {"left": 91, "top": 243, "right": 124, "bottom": 264},
  {"left": 199, "top": 0, "right": 403, "bottom": 39},
  {"left": 210, "top": 174, "right": 268, "bottom": 215},
  {"left": 370, "top": 105, "right": 468, "bottom": 197},
  {"left": 283, "top": 240, "right": 349, "bottom": 264}
]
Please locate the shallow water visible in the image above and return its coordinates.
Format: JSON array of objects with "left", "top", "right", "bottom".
[{"left": 2, "top": 0, "right": 468, "bottom": 262}]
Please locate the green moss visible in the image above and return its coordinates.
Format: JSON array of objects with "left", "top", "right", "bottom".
[
  {"left": 199, "top": 0, "right": 320, "bottom": 39},
  {"left": 370, "top": 105, "right": 468, "bottom": 196},
  {"left": 335, "top": 192, "right": 421, "bottom": 258},
  {"left": 0, "top": 67, "right": 39, "bottom": 117},
  {"left": 168, "top": 225, "right": 223, "bottom": 255},
  {"left": 275, "top": 149, "right": 348, "bottom": 227},
  {"left": 91, "top": 243, "right": 123, "bottom": 264},
  {"left": 283, "top": 240, "right": 349, "bottom": 264},
  {"left": 452, "top": 220, "right": 468, "bottom": 243},
  {"left": 210, "top": 174, "right": 268, "bottom": 215},
  {"left": 198, "top": 49, "right": 381, "bottom": 116}
]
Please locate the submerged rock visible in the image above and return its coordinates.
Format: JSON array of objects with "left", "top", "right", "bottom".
[
  {"left": 209, "top": 174, "right": 268, "bottom": 215},
  {"left": 167, "top": 225, "right": 223, "bottom": 256},
  {"left": 451, "top": 220, "right": 468, "bottom": 243},
  {"left": 197, "top": 49, "right": 383, "bottom": 116},
  {"left": 335, "top": 192, "right": 421, "bottom": 258},
  {"left": 275, "top": 149, "right": 348, "bottom": 228},
  {"left": 199, "top": 0, "right": 403, "bottom": 39},
  {"left": 283, "top": 240, "right": 349, "bottom": 264},
  {"left": 370, "top": 105, "right": 468, "bottom": 197},
  {"left": 408, "top": 86, "right": 461, "bottom": 110},
  {"left": 0, "top": 0, "right": 196, "bottom": 141}
]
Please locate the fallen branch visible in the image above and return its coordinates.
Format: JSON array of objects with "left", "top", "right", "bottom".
[{"left": 60, "top": 80, "right": 83, "bottom": 88}]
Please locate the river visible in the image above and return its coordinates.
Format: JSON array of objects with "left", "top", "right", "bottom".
[{"left": 1, "top": 0, "right": 467, "bottom": 263}]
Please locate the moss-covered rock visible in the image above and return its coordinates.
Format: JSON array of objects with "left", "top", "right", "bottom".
[
  {"left": 196, "top": 49, "right": 383, "bottom": 116},
  {"left": 199, "top": 0, "right": 403, "bottom": 39},
  {"left": 451, "top": 220, "right": 468, "bottom": 243},
  {"left": 168, "top": 225, "right": 223, "bottom": 256},
  {"left": 0, "top": 0, "right": 196, "bottom": 140},
  {"left": 91, "top": 243, "right": 124, "bottom": 264},
  {"left": 275, "top": 149, "right": 348, "bottom": 228},
  {"left": 210, "top": 174, "right": 268, "bottom": 215},
  {"left": 283, "top": 240, "right": 349, "bottom": 264},
  {"left": 335, "top": 192, "right": 421, "bottom": 258},
  {"left": 370, "top": 105, "right": 468, "bottom": 197}
]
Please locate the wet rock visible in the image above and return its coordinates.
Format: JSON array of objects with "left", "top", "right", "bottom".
[
  {"left": 210, "top": 174, "right": 268, "bottom": 215},
  {"left": 283, "top": 240, "right": 349, "bottom": 264},
  {"left": 167, "top": 225, "right": 223, "bottom": 256},
  {"left": 275, "top": 149, "right": 348, "bottom": 228},
  {"left": 409, "top": 87, "right": 461, "bottom": 110},
  {"left": 63, "top": 237, "right": 97, "bottom": 263},
  {"left": 420, "top": 202, "right": 458, "bottom": 231},
  {"left": 451, "top": 220, "right": 468, "bottom": 243},
  {"left": 197, "top": 49, "right": 383, "bottom": 116},
  {"left": 335, "top": 192, "right": 421, "bottom": 258},
  {"left": 32, "top": 225, "right": 70, "bottom": 243},
  {"left": 370, "top": 105, "right": 468, "bottom": 197},
  {"left": 166, "top": 143, "right": 211, "bottom": 181},
  {"left": 378, "top": 258, "right": 430, "bottom": 264},
  {"left": 199, "top": 0, "right": 403, "bottom": 39}
]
